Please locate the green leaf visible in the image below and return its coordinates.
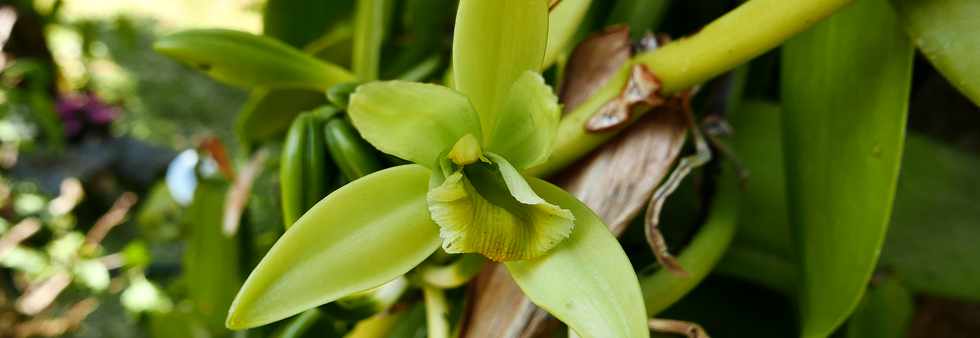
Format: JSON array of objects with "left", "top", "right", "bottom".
[
  {"left": 280, "top": 111, "right": 334, "bottom": 228},
  {"left": 880, "top": 135, "right": 980, "bottom": 300},
  {"left": 892, "top": 0, "right": 980, "bottom": 106},
  {"left": 845, "top": 278, "right": 914, "bottom": 338},
  {"left": 154, "top": 29, "right": 355, "bottom": 90},
  {"left": 185, "top": 179, "right": 242, "bottom": 333},
  {"left": 505, "top": 177, "right": 648, "bottom": 338},
  {"left": 236, "top": 88, "right": 326, "bottom": 144},
  {"left": 263, "top": 0, "right": 355, "bottom": 48},
  {"left": 227, "top": 165, "right": 440, "bottom": 329},
  {"left": 781, "top": 0, "right": 914, "bottom": 336},
  {"left": 348, "top": 81, "right": 482, "bottom": 167},
  {"left": 486, "top": 72, "right": 561, "bottom": 169},
  {"left": 606, "top": 0, "right": 670, "bottom": 38},
  {"left": 427, "top": 156, "right": 574, "bottom": 261},
  {"left": 323, "top": 116, "right": 385, "bottom": 181},
  {"left": 544, "top": 0, "right": 593, "bottom": 68},
  {"left": 452, "top": 0, "right": 549, "bottom": 136}
]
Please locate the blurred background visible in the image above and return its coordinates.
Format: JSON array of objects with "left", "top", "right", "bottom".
[{"left": 0, "top": 0, "right": 977, "bottom": 337}]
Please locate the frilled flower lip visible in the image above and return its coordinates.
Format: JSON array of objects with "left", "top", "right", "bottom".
[{"left": 427, "top": 152, "right": 574, "bottom": 261}]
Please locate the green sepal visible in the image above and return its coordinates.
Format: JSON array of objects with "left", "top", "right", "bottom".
[
  {"left": 486, "top": 72, "right": 561, "bottom": 169},
  {"left": 227, "top": 165, "right": 440, "bottom": 329}
]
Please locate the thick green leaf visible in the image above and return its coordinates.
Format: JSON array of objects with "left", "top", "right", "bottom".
[
  {"left": 505, "top": 178, "right": 648, "bottom": 338},
  {"left": 544, "top": 0, "right": 593, "bottom": 68},
  {"left": 227, "top": 165, "right": 441, "bottom": 329},
  {"left": 280, "top": 111, "right": 334, "bottom": 228},
  {"left": 263, "top": 0, "right": 355, "bottom": 48},
  {"left": 348, "top": 81, "right": 482, "bottom": 167},
  {"left": 781, "top": 0, "right": 914, "bottom": 336},
  {"left": 235, "top": 88, "right": 326, "bottom": 144},
  {"left": 452, "top": 0, "right": 549, "bottom": 136},
  {"left": 845, "top": 278, "right": 914, "bottom": 338},
  {"left": 323, "top": 116, "right": 385, "bottom": 181},
  {"left": 486, "top": 72, "right": 561, "bottom": 169},
  {"left": 154, "top": 29, "right": 355, "bottom": 90},
  {"left": 892, "top": 0, "right": 980, "bottom": 106},
  {"left": 184, "top": 180, "right": 242, "bottom": 334},
  {"left": 880, "top": 135, "right": 980, "bottom": 300}
]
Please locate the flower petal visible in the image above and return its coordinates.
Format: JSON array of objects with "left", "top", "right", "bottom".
[
  {"left": 505, "top": 177, "right": 649, "bottom": 338},
  {"left": 486, "top": 72, "right": 561, "bottom": 169},
  {"left": 426, "top": 159, "right": 573, "bottom": 261},
  {"left": 348, "top": 82, "right": 483, "bottom": 167},
  {"left": 453, "top": 0, "right": 548, "bottom": 136},
  {"left": 227, "top": 165, "right": 440, "bottom": 329}
]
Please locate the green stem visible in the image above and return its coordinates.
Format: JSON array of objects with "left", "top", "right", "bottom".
[
  {"left": 640, "top": 166, "right": 738, "bottom": 315},
  {"left": 353, "top": 0, "right": 387, "bottom": 81},
  {"left": 422, "top": 286, "right": 451, "bottom": 338},
  {"left": 531, "top": 0, "right": 854, "bottom": 177}
]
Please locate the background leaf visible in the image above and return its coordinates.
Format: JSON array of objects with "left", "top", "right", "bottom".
[
  {"left": 781, "top": 0, "right": 914, "bottom": 336},
  {"left": 880, "top": 135, "right": 980, "bottom": 300},
  {"left": 184, "top": 179, "right": 243, "bottom": 334},
  {"left": 845, "top": 277, "right": 914, "bottom": 338},
  {"left": 263, "top": 0, "right": 355, "bottom": 48}
]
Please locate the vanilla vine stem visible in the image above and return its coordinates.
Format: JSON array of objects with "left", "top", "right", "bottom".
[{"left": 530, "top": 0, "right": 854, "bottom": 177}]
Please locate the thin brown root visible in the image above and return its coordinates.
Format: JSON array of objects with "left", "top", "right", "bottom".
[
  {"left": 649, "top": 318, "right": 711, "bottom": 338},
  {"left": 644, "top": 92, "right": 711, "bottom": 277}
]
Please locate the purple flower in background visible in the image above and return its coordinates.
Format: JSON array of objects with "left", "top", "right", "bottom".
[{"left": 55, "top": 92, "right": 121, "bottom": 139}]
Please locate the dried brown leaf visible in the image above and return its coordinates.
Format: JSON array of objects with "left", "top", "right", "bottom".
[
  {"left": 559, "top": 25, "right": 631, "bottom": 114},
  {"left": 223, "top": 148, "right": 270, "bottom": 236},
  {"left": 586, "top": 64, "right": 665, "bottom": 132},
  {"left": 557, "top": 105, "right": 687, "bottom": 235}
]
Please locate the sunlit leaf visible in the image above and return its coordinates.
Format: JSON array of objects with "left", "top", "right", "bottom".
[
  {"left": 154, "top": 29, "right": 355, "bottom": 90},
  {"left": 505, "top": 178, "right": 648, "bottom": 338},
  {"left": 227, "top": 165, "right": 440, "bottom": 329},
  {"left": 892, "top": 0, "right": 980, "bottom": 105},
  {"left": 781, "top": 0, "right": 914, "bottom": 335},
  {"left": 348, "top": 81, "right": 482, "bottom": 167},
  {"left": 486, "top": 72, "right": 561, "bottom": 169},
  {"left": 453, "top": 0, "right": 548, "bottom": 135}
]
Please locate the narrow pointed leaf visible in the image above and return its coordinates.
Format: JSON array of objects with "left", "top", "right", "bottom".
[
  {"left": 487, "top": 72, "right": 562, "bottom": 169},
  {"left": 348, "top": 81, "right": 482, "bottom": 167},
  {"left": 453, "top": 0, "right": 548, "bottom": 135},
  {"left": 781, "top": 0, "right": 914, "bottom": 336},
  {"left": 154, "top": 29, "right": 354, "bottom": 90},
  {"left": 227, "top": 165, "right": 441, "bottom": 329},
  {"left": 505, "top": 178, "right": 648, "bottom": 338},
  {"left": 892, "top": 0, "right": 980, "bottom": 105}
]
